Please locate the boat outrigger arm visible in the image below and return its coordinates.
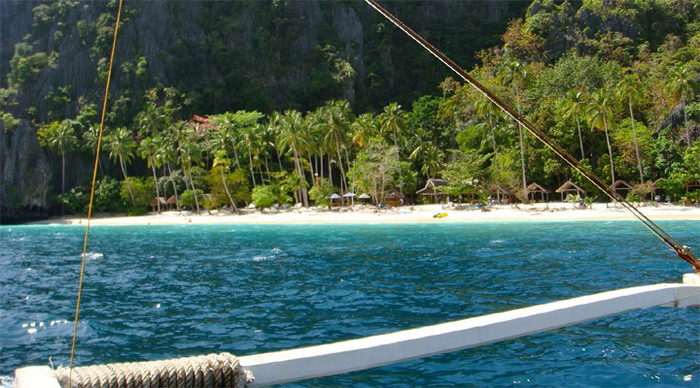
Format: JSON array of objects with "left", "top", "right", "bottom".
[{"left": 15, "top": 274, "right": 700, "bottom": 387}]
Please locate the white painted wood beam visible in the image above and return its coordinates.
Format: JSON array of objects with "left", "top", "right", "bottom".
[{"left": 240, "top": 276, "right": 700, "bottom": 386}]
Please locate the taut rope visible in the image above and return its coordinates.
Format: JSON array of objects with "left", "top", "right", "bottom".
[
  {"left": 364, "top": 0, "right": 699, "bottom": 273},
  {"left": 69, "top": 0, "right": 124, "bottom": 385}
]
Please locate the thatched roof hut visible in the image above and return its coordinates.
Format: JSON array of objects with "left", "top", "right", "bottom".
[
  {"left": 611, "top": 180, "right": 634, "bottom": 198},
  {"left": 416, "top": 178, "right": 448, "bottom": 203},
  {"left": 555, "top": 181, "right": 586, "bottom": 201},
  {"left": 526, "top": 183, "right": 551, "bottom": 202},
  {"left": 487, "top": 184, "right": 514, "bottom": 204},
  {"left": 150, "top": 197, "right": 167, "bottom": 211}
]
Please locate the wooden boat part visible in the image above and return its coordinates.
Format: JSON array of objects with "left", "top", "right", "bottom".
[
  {"left": 14, "top": 274, "right": 700, "bottom": 388},
  {"left": 240, "top": 275, "right": 699, "bottom": 386}
]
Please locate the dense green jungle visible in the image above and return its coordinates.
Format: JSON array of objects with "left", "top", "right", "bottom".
[{"left": 0, "top": 0, "right": 698, "bottom": 222}]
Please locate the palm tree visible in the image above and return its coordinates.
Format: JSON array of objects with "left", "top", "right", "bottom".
[
  {"left": 587, "top": 90, "right": 617, "bottom": 186},
  {"left": 177, "top": 127, "right": 204, "bottom": 212},
  {"left": 138, "top": 136, "right": 163, "bottom": 212},
  {"left": 474, "top": 94, "right": 501, "bottom": 154},
  {"left": 104, "top": 127, "right": 137, "bottom": 205},
  {"left": 420, "top": 142, "right": 445, "bottom": 180},
  {"left": 160, "top": 125, "right": 182, "bottom": 210},
  {"left": 378, "top": 102, "right": 406, "bottom": 160},
  {"left": 666, "top": 64, "right": 698, "bottom": 147},
  {"left": 560, "top": 89, "right": 587, "bottom": 160},
  {"left": 275, "top": 110, "right": 310, "bottom": 207},
  {"left": 616, "top": 74, "right": 645, "bottom": 183},
  {"left": 213, "top": 150, "right": 238, "bottom": 212},
  {"left": 240, "top": 124, "right": 261, "bottom": 187},
  {"left": 209, "top": 112, "right": 242, "bottom": 170},
  {"left": 319, "top": 101, "right": 352, "bottom": 197},
  {"left": 499, "top": 59, "right": 529, "bottom": 192},
  {"left": 351, "top": 112, "right": 378, "bottom": 149},
  {"left": 38, "top": 119, "right": 78, "bottom": 199}
]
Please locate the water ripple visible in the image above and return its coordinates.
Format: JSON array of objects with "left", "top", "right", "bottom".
[{"left": 1, "top": 221, "right": 698, "bottom": 386}]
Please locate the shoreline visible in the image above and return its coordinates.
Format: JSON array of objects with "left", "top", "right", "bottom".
[{"left": 26, "top": 202, "right": 700, "bottom": 226}]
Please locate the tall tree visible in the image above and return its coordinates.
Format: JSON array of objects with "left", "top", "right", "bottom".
[
  {"left": 378, "top": 102, "right": 406, "bottom": 160},
  {"left": 473, "top": 94, "right": 501, "bottom": 154},
  {"left": 559, "top": 89, "right": 587, "bottom": 160},
  {"left": 138, "top": 136, "right": 163, "bottom": 212},
  {"left": 319, "top": 100, "right": 352, "bottom": 197},
  {"left": 213, "top": 150, "right": 238, "bottom": 212},
  {"left": 37, "top": 119, "right": 78, "bottom": 199},
  {"left": 209, "top": 112, "right": 242, "bottom": 169},
  {"left": 104, "top": 127, "right": 137, "bottom": 205},
  {"left": 499, "top": 59, "right": 530, "bottom": 192},
  {"left": 616, "top": 74, "right": 645, "bottom": 182},
  {"left": 666, "top": 64, "right": 698, "bottom": 147},
  {"left": 587, "top": 90, "right": 617, "bottom": 186},
  {"left": 275, "top": 110, "right": 310, "bottom": 207}
]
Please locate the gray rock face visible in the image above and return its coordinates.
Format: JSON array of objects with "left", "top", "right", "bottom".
[
  {"left": 0, "top": 120, "right": 52, "bottom": 223},
  {"left": 0, "top": 1, "right": 524, "bottom": 222}
]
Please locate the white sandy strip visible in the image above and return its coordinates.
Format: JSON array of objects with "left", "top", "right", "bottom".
[{"left": 31, "top": 203, "right": 700, "bottom": 226}]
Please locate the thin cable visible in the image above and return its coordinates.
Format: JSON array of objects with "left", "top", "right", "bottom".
[
  {"left": 68, "top": 0, "right": 123, "bottom": 384},
  {"left": 364, "top": 0, "right": 698, "bottom": 272}
]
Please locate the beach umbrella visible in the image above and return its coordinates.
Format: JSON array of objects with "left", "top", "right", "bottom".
[
  {"left": 358, "top": 193, "right": 371, "bottom": 199},
  {"left": 330, "top": 193, "right": 341, "bottom": 199}
]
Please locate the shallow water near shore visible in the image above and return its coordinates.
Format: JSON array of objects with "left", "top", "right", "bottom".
[{"left": 1, "top": 221, "right": 698, "bottom": 386}]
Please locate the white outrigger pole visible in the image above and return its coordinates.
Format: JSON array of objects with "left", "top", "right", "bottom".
[{"left": 15, "top": 274, "right": 700, "bottom": 387}]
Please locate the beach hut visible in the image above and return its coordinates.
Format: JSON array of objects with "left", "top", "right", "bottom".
[
  {"left": 526, "top": 183, "right": 551, "bottom": 203},
  {"left": 487, "top": 184, "right": 514, "bottom": 204},
  {"left": 343, "top": 192, "right": 356, "bottom": 206},
  {"left": 166, "top": 195, "right": 179, "bottom": 210},
  {"left": 555, "top": 181, "right": 586, "bottom": 201},
  {"left": 330, "top": 193, "right": 342, "bottom": 207},
  {"left": 416, "top": 178, "right": 449, "bottom": 203},
  {"left": 149, "top": 197, "right": 167, "bottom": 212},
  {"left": 611, "top": 180, "right": 634, "bottom": 199}
]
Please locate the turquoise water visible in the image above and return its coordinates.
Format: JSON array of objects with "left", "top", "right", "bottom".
[{"left": 1, "top": 221, "right": 698, "bottom": 386}]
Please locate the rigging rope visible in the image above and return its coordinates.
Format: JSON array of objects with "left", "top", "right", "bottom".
[
  {"left": 364, "top": 0, "right": 699, "bottom": 273},
  {"left": 55, "top": 352, "right": 244, "bottom": 388},
  {"left": 68, "top": 0, "right": 124, "bottom": 385}
]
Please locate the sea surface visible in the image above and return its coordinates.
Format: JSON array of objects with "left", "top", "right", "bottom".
[{"left": 1, "top": 220, "right": 698, "bottom": 387}]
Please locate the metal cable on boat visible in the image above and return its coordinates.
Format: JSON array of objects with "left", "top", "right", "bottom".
[
  {"left": 69, "top": 0, "right": 124, "bottom": 385},
  {"left": 55, "top": 352, "right": 245, "bottom": 388},
  {"left": 364, "top": 0, "right": 699, "bottom": 273}
]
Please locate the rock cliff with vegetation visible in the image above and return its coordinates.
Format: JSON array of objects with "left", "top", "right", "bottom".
[{"left": 1, "top": 0, "right": 698, "bottom": 222}]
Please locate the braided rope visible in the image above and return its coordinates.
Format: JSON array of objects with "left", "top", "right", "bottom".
[{"left": 54, "top": 352, "right": 245, "bottom": 388}]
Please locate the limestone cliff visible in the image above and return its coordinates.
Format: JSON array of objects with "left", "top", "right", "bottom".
[{"left": 0, "top": 0, "right": 526, "bottom": 223}]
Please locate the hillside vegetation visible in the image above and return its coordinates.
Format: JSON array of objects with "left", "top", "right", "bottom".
[{"left": 1, "top": 0, "right": 698, "bottom": 219}]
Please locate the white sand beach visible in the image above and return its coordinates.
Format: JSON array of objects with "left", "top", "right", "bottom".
[{"left": 31, "top": 202, "right": 700, "bottom": 226}]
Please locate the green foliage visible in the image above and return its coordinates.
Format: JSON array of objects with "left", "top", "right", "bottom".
[
  {"left": 45, "top": 86, "right": 71, "bottom": 121},
  {"left": 94, "top": 176, "right": 122, "bottom": 213},
  {"left": 180, "top": 189, "right": 203, "bottom": 210},
  {"left": 442, "top": 150, "right": 490, "bottom": 198},
  {"left": 120, "top": 177, "right": 153, "bottom": 215},
  {"left": 8, "top": 42, "right": 52, "bottom": 89},
  {"left": 205, "top": 166, "right": 250, "bottom": 208},
  {"left": 56, "top": 186, "right": 90, "bottom": 214},
  {"left": 251, "top": 185, "right": 277, "bottom": 211},
  {"left": 308, "top": 178, "right": 335, "bottom": 209},
  {"left": 1, "top": 111, "right": 21, "bottom": 133}
]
